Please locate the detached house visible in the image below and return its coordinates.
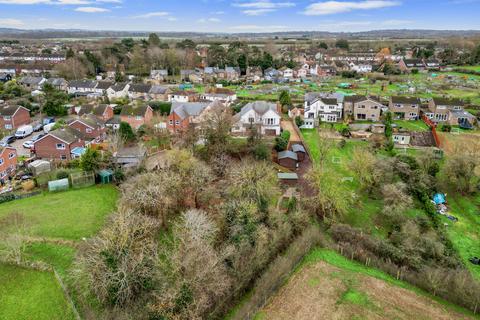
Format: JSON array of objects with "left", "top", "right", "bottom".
[
  {"left": 68, "top": 80, "right": 97, "bottom": 95},
  {"left": 426, "top": 98, "right": 475, "bottom": 125},
  {"left": 398, "top": 58, "right": 426, "bottom": 72},
  {"left": 200, "top": 89, "right": 237, "bottom": 106},
  {"left": 167, "top": 101, "right": 212, "bottom": 133},
  {"left": 19, "top": 76, "right": 45, "bottom": 90},
  {"left": 343, "top": 95, "right": 383, "bottom": 122},
  {"left": 68, "top": 116, "right": 107, "bottom": 141},
  {"left": 232, "top": 101, "right": 281, "bottom": 136},
  {"left": 128, "top": 84, "right": 153, "bottom": 100},
  {"left": 0, "top": 146, "right": 17, "bottom": 181},
  {"left": 389, "top": 96, "right": 421, "bottom": 120},
  {"left": 44, "top": 78, "right": 68, "bottom": 92},
  {"left": 0, "top": 105, "right": 31, "bottom": 130},
  {"left": 34, "top": 127, "right": 85, "bottom": 161},
  {"left": 120, "top": 105, "right": 154, "bottom": 129},
  {"left": 92, "top": 104, "right": 114, "bottom": 122},
  {"left": 106, "top": 82, "right": 129, "bottom": 100},
  {"left": 304, "top": 93, "right": 342, "bottom": 123}
]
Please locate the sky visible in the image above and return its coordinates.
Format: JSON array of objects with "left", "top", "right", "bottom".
[{"left": 0, "top": 0, "right": 480, "bottom": 32}]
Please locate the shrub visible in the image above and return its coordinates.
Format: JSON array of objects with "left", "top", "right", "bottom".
[
  {"left": 295, "top": 116, "right": 304, "bottom": 127},
  {"left": 274, "top": 136, "right": 288, "bottom": 152},
  {"left": 254, "top": 143, "right": 270, "bottom": 160},
  {"left": 441, "top": 124, "right": 452, "bottom": 132},
  {"left": 0, "top": 193, "right": 15, "bottom": 204},
  {"left": 56, "top": 170, "right": 69, "bottom": 180},
  {"left": 280, "top": 130, "right": 290, "bottom": 141},
  {"left": 340, "top": 127, "right": 350, "bottom": 137}
]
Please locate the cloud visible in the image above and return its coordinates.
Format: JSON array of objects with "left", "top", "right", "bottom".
[
  {"left": 233, "top": 1, "right": 295, "bottom": 15},
  {"left": 74, "top": 6, "right": 109, "bottom": 12},
  {"left": 132, "top": 11, "right": 170, "bottom": 18},
  {"left": 303, "top": 0, "right": 400, "bottom": 15},
  {"left": 198, "top": 17, "right": 221, "bottom": 23},
  {"left": 0, "top": 0, "right": 120, "bottom": 4},
  {"left": 0, "top": 18, "right": 25, "bottom": 27}
]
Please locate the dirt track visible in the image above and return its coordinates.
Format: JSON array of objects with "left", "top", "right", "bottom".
[{"left": 260, "top": 261, "right": 472, "bottom": 320}]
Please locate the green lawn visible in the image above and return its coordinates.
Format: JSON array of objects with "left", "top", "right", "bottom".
[
  {"left": 444, "top": 194, "right": 480, "bottom": 280},
  {"left": 0, "top": 185, "right": 118, "bottom": 240},
  {"left": 0, "top": 264, "right": 75, "bottom": 320},
  {"left": 394, "top": 120, "right": 429, "bottom": 132}
]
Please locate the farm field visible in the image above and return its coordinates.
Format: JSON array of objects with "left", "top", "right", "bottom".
[
  {"left": 0, "top": 185, "right": 119, "bottom": 319},
  {"left": 0, "top": 264, "right": 75, "bottom": 320},
  {"left": 257, "top": 249, "right": 475, "bottom": 320}
]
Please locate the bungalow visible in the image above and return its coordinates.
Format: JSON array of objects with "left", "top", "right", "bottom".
[
  {"left": 44, "top": 77, "right": 68, "bottom": 92},
  {"left": 168, "top": 90, "right": 200, "bottom": 103},
  {"left": 120, "top": 105, "right": 154, "bottom": 129},
  {"left": 0, "top": 105, "right": 31, "bottom": 130},
  {"left": 67, "top": 80, "right": 97, "bottom": 95},
  {"left": 232, "top": 101, "right": 281, "bottom": 136},
  {"left": 277, "top": 150, "right": 298, "bottom": 170},
  {"left": 343, "top": 95, "right": 383, "bottom": 122},
  {"left": 19, "top": 76, "right": 45, "bottom": 90},
  {"left": 167, "top": 101, "right": 212, "bottom": 133},
  {"left": 389, "top": 96, "right": 421, "bottom": 120},
  {"left": 200, "top": 89, "right": 237, "bottom": 106},
  {"left": 128, "top": 84, "right": 153, "bottom": 100},
  {"left": 398, "top": 58, "right": 426, "bottom": 73},
  {"left": 304, "top": 93, "right": 342, "bottom": 123},
  {"left": 106, "top": 82, "right": 129, "bottom": 100},
  {"left": 0, "top": 146, "right": 17, "bottom": 181},
  {"left": 68, "top": 116, "right": 106, "bottom": 141},
  {"left": 33, "top": 127, "right": 85, "bottom": 161},
  {"left": 150, "top": 69, "right": 168, "bottom": 81}
]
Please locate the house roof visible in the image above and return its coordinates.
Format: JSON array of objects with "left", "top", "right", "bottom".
[
  {"left": 93, "top": 104, "right": 110, "bottom": 116},
  {"left": 45, "top": 77, "right": 67, "bottom": 86},
  {"left": 77, "top": 105, "right": 94, "bottom": 116},
  {"left": 0, "top": 105, "right": 27, "bottom": 116},
  {"left": 20, "top": 76, "right": 44, "bottom": 85},
  {"left": 110, "top": 82, "right": 128, "bottom": 92},
  {"left": 70, "top": 115, "right": 104, "bottom": 129},
  {"left": 432, "top": 97, "right": 464, "bottom": 107},
  {"left": 237, "top": 101, "right": 279, "bottom": 118},
  {"left": 149, "top": 85, "right": 168, "bottom": 94},
  {"left": 96, "top": 81, "right": 114, "bottom": 90},
  {"left": 291, "top": 144, "right": 306, "bottom": 153},
  {"left": 120, "top": 105, "right": 151, "bottom": 117},
  {"left": 344, "top": 95, "right": 368, "bottom": 103},
  {"left": 278, "top": 150, "right": 298, "bottom": 161},
  {"left": 391, "top": 96, "right": 421, "bottom": 104},
  {"left": 170, "top": 102, "right": 210, "bottom": 120},
  {"left": 128, "top": 83, "right": 152, "bottom": 93},
  {"left": 68, "top": 79, "right": 97, "bottom": 89},
  {"left": 49, "top": 127, "right": 84, "bottom": 144}
]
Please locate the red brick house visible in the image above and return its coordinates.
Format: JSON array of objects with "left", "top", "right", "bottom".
[
  {"left": 68, "top": 116, "right": 106, "bottom": 141},
  {"left": 0, "top": 146, "right": 17, "bottom": 181},
  {"left": 0, "top": 105, "right": 31, "bottom": 131},
  {"left": 120, "top": 105, "right": 154, "bottom": 129},
  {"left": 167, "top": 102, "right": 212, "bottom": 133},
  {"left": 93, "top": 104, "right": 114, "bottom": 122},
  {"left": 33, "top": 127, "right": 85, "bottom": 161}
]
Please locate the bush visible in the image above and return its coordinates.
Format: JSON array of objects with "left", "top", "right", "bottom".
[
  {"left": 441, "top": 124, "right": 452, "bottom": 132},
  {"left": 149, "top": 101, "right": 171, "bottom": 115},
  {"left": 0, "top": 193, "right": 15, "bottom": 204},
  {"left": 294, "top": 116, "right": 303, "bottom": 127},
  {"left": 253, "top": 143, "right": 270, "bottom": 160},
  {"left": 56, "top": 170, "right": 69, "bottom": 180},
  {"left": 274, "top": 136, "right": 288, "bottom": 152},
  {"left": 340, "top": 127, "right": 350, "bottom": 137},
  {"left": 280, "top": 130, "right": 290, "bottom": 141}
]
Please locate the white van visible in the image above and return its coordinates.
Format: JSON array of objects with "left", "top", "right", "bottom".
[
  {"left": 43, "top": 122, "right": 56, "bottom": 133},
  {"left": 15, "top": 125, "right": 33, "bottom": 139}
]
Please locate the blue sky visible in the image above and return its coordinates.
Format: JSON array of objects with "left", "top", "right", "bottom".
[{"left": 0, "top": 0, "right": 479, "bottom": 32}]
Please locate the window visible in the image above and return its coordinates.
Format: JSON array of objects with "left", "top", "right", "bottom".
[
  {"left": 395, "top": 104, "right": 402, "bottom": 108},
  {"left": 266, "top": 118, "right": 276, "bottom": 125},
  {"left": 175, "top": 120, "right": 180, "bottom": 125},
  {"left": 409, "top": 113, "right": 417, "bottom": 117},
  {"left": 8, "top": 152, "right": 15, "bottom": 159},
  {"left": 357, "top": 114, "right": 366, "bottom": 120},
  {"left": 453, "top": 106, "right": 461, "bottom": 110},
  {"left": 56, "top": 143, "right": 66, "bottom": 150},
  {"left": 248, "top": 117, "right": 254, "bottom": 123},
  {"left": 0, "top": 159, "right": 3, "bottom": 165},
  {"left": 60, "top": 154, "right": 67, "bottom": 160},
  {"left": 3, "top": 116, "right": 11, "bottom": 120},
  {"left": 4, "top": 124, "right": 12, "bottom": 130},
  {"left": 135, "top": 116, "right": 142, "bottom": 121},
  {"left": 86, "top": 128, "right": 92, "bottom": 133},
  {"left": 169, "top": 120, "right": 173, "bottom": 125}
]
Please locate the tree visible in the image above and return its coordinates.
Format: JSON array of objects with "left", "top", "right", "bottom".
[
  {"left": 119, "top": 122, "right": 135, "bottom": 141},
  {"left": 274, "top": 136, "right": 288, "bottom": 152},
  {"left": 74, "top": 209, "right": 160, "bottom": 307},
  {"left": 442, "top": 154, "right": 479, "bottom": 194},
  {"left": 148, "top": 33, "right": 161, "bottom": 47},
  {"left": 279, "top": 90, "right": 292, "bottom": 110},
  {"left": 306, "top": 165, "right": 353, "bottom": 220},
  {"left": 54, "top": 58, "right": 88, "bottom": 80},
  {"left": 261, "top": 52, "right": 273, "bottom": 71},
  {"left": 80, "top": 147, "right": 101, "bottom": 172},
  {"left": 335, "top": 39, "right": 349, "bottom": 50},
  {"left": 318, "top": 42, "right": 328, "bottom": 50},
  {"left": 348, "top": 148, "right": 378, "bottom": 193},
  {"left": 42, "top": 83, "right": 68, "bottom": 116}
]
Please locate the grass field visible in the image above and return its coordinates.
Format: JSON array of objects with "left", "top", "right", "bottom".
[
  {"left": 0, "top": 185, "right": 118, "bottom": 240},
  {"left": 0, "top": 264, "right": 75, "bottom": 320},
  {"left": 394, "top": 120, "right": 429, "bottom": 132},
  {"left": 257, "top": 249, "right": 476, "bottom": 320}
]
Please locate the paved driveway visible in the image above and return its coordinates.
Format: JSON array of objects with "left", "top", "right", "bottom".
[{"left": 11, "top": 135, "right": 35, "bottom": 157}]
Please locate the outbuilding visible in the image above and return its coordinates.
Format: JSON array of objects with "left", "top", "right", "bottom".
[
  {"left": 291, "top": 144, "right": 306, "bottom": 162},
  {"left": 278, "top": 150, "right": 298, "bottom": 170}
]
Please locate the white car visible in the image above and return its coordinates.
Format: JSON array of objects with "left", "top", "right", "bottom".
[{"left": 22, "top": 140, "right": 35, "bottom": 149}]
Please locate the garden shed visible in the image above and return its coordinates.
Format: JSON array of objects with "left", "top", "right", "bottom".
[
  {"left": 48, "top": 178, "right": 69, "bottom": 192},
  {"left": 28, "top": 160, "right": 51, "bottom": 176},
  {"left": 98, "top": 169, "right": 113, "bottom": 184}
]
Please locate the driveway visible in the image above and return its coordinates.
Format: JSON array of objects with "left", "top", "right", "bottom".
[{"left": 11, "top": 135, "right": 35, "bottom": 157}]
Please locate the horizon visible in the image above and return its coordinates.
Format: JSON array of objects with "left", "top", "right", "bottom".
[{"left": 1, "top": 0, "right": 480, "bottom": 33}]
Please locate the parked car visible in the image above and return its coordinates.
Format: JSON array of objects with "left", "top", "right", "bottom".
[
  {"left": 23, "top": 133, "right": 44, "bottom": 149},
  {"left": 42, "top": 117, "right": 55, "bottom": 126},
  {"left": 15, "top": 125, "right": 34, "bottom": 139},
  {"left": 0, "top": 135, "right": 16, "bottom": 147},
  {"left": 43, "top": 122, "right": 56, "bottom": 133},
  {"left": 32, "top": 122, "right": 44, "bottom": 132}
]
